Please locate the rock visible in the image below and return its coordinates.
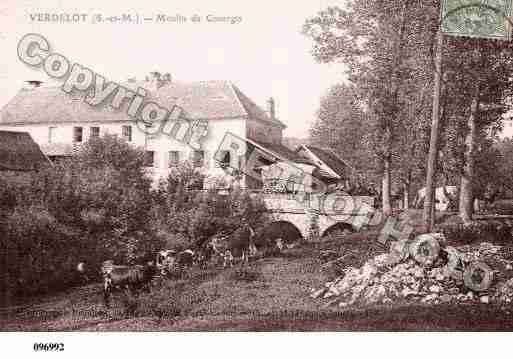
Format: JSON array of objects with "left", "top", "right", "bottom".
[
  {"left": 429, "top": 285, "right": 441, "bottom": 293},
  {"left": 311, "top": 288, "right": 326, "bottom": 299},
  {"left": 422, "top": 293, "right": 438, "bottom": 303},
  {"left": 448, "top": 287, "right": 460, "bottom": 295},
  {"left": 314, "top": 238, "right": 505, "bottom": 308},
  {"left": 456, "top": 294, "right": 467, "bottom": 301},
  {"left": 440, "top": 294, "right": 452, "bottom": 303},
  {"left": 412, "top": 267, "right": 424, "bottom": 279},
  {"left": 372, "top": 254, "right": 391, "bottom": 269},
  {"left": 401, "top": 287, "right": 418, "bottom": 297},
  {"left": 363, "top": 284, "right": 387, "bottom": 304},
  {"left": 389, "top": 239, "right": 410, "bottom": 262}
]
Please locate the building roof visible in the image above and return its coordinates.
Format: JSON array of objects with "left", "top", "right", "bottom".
[
  {"left": 39, "top": 143, "right": 74, "bottom": 157},
  {"left": 0, "top": 80, "right": 286, "bottom": 128},
  {"left": 249, "top": 138, "right": 314, "bottom": 164},
  {"left": 0, "top": 131, "right": 49, "bottom": 171},
  {"left": 298, "top": 145, "right": 353, "bottom": 179}
]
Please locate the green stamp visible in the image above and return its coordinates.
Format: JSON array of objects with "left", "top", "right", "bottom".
[{"left": 441, "top": 0, "right": 513, "bottom": 39}]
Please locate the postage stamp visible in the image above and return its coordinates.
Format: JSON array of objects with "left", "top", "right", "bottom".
[{"left": 440, "top": 0, "right": 513, "bottom": 39}]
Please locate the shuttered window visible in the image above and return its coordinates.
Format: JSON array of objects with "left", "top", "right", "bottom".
[
  {"left": 193, "top": 150, "right": 205, "bottom": 167},
  {"left": 122, "top": 125, "right": 132, "bottom": 142},
  {"left": 169, "top": 151, "right": 180, "bottom": 167},
  {"left": 90, "top": 126, "right": 100, "bottom": 138},
  {"left": 144, "top": 151, "right": 155, "bottom": 167},
  {"left": 73, "top": 127, "right": 83, "bottom": 142},
  {"left": 48, "top": 127, "right": 57, "bottom": 143}
]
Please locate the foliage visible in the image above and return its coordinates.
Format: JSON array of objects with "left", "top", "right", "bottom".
[
  {"left": 0, "top": 135, "right": 159, "bottom": 302},
  {"left": 303, "top": 1, "right": 513, "bottom": 217},
  {"left": 154, "top": 164, "right": 271, "bottom": 248},
  {"left": 0, "top": 205, "right": 83, "bottom": 300},
  {"left": 309, "top": 83, "right": 378, "bottom": 184},
  {"left": 436, "top": 220, "right": 512, "bottom": 245}
]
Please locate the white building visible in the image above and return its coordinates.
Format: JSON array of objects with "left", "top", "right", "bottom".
[{"left": 0, "top": 74, "right": 289, "bottom": 187}]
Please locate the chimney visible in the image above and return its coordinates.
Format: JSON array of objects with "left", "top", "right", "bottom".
[
  {"left": 146, "top": 71, "right": 171, "bottom": 89},
  {"left": 163, "top": 73, "right": 172, "bottom": 82},
  {"left": 267, "top": 97, "right": 276, "bottom": 120},
  {"left": 24, "top": 80, "right": 43, "bottom": 90}
]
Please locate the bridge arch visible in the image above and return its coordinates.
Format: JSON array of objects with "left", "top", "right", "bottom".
[
  {"left": 320, "top": 222, "right": 355, "bottom": 238},
  {"left": 261, "top": 220, "right": 303, "bottom": 242}
]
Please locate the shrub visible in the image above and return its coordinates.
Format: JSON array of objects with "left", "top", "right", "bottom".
[
  {"left": 227, "top": 266, "right": 262, "bottom": 282},
  {"left": 158, "top": 165, "right": 272, "bottom": 247},
  {"left": 0, "top": 205, "right": 84, "bottom": 302},
  {"left": 0, "top": 135, "right": 159, "bottom": 303},
  {"left": 435, "top": 220, "right": 513, "bottom": 245}
]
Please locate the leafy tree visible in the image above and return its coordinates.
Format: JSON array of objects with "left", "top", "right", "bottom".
[
  {"left": 310, "top": 83, "right": 377, "bottom": 183},
  {"left": 303, "top": 1, "right": 437, "bottom": 213}
]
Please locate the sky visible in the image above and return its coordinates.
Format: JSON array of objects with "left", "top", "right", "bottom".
[{"left": 0, "top": 0, "right": 346, "bottom": 138}]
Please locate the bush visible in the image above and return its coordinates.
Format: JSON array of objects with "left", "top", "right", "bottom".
[
  {"left": 227, "top": 266, "right": 262, "bottom": 282},
  {"left": 157, "top": 165, "right": 272, "bottom": 247},
  {"left": 0, "top": 135, "right": 160, "bottom": 303},
  {"left": 435, "top": 220, "right": 513, "bottom": 245},
  {"left": 0, "top": 205, "right": 84, "bottom": 302}
]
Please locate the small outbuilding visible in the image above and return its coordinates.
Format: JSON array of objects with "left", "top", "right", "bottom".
[{"left": 0, "top": 130, "right": 50, "bottom": 184}]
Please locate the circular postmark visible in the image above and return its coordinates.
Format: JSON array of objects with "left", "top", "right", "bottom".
[
  {"left": 427, "top": 1, "right": 513, "bottom": 83},
  {"left": 440, "top": 1, "right": 512, "bottom": 38}
]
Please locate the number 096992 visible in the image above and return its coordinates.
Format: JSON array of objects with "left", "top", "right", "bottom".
[{"left": 33, "top": 343, "right": 64, "bottom": 351}]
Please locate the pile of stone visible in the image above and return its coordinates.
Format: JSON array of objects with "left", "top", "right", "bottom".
[{"left": 310, "top": 234, "right": 513, "bottom": 307}]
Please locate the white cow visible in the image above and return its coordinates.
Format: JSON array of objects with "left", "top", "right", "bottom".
[{"left": 415, "top": 186, "right": 458, "bottom": 211}]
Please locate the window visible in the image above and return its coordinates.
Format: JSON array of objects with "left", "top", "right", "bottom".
[
  {"left": 144, "top": 151, "right": 155, "bottom": 167},
  {"left": 122, "top": 125, "right": 132, "bottom": 142},
  {"left": 73, "top": 126, "right": 83, "bottom": 142},
  {"left": 216, "top": 150, "right": 231, "bottom": 168},
  {"left": 90, "top": 126, "right": 100, "bottom": 138},
  {"left": 168, "top": 151, "right": 180, "bottom": 167},
  {"left": 193, "top": 150, "right": 205, "bottom": 167},
  {"left": 48, "top": 126, "right": 57, "bottom": 143}
]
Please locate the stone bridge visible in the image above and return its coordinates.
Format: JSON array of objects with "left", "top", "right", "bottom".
[{"left": 254, "top": 192, "right": 376, "bottom": 240}]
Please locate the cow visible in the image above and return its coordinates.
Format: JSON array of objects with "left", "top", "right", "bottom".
[
  {"left": 176, "top": 249, "right": 195, "bottom": 269},
  {"left": 275, "top": 238, "right": 284, "bottom": 252},
  {"left": 156, "top": 249, "right": 177, "bottom": 276},
  {"left": 209, "top": 224, "right": 257, "bottom": 268},
  {"left": 102, "top": 260, "right": 157, "bottom": 307},
  {"left": 193, "top": 245, "right": 215, "bottom": 268},
  {"left": 414, "top": 186, "right": 458, "bottom": 211}
]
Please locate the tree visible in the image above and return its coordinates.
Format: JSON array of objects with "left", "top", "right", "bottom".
[
  {"left": 309, "top": 83, "right": 377, "bottom": 183},
  {"left": 303, "top": 1, "right": 437, "bottom": 214},
  {"left": 439, "top": 37, "right": 513, "bottom": 221},
  {"left": 25, "top": 134, "right": 157, "bottom": 263}
]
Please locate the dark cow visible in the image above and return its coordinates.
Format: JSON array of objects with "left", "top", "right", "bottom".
[
  {"left": 209, "top": 225, "right": 257, "bottom": 268},
  {"left": 102, "top": 260, "right": 157, "bottom": 307},
  {"left": 176, "top": 249, "right": 195, "bottom": 268}
]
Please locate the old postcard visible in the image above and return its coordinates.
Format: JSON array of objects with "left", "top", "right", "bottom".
[{"left": 1, "top": 0, "right": 513, "bottom": 357}]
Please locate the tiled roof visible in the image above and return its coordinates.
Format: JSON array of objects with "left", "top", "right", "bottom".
[
  {"left": 39, "top": 143, "right": 74, "bottom": 157},
  {"left": 300, "top": 145, "right": 353, "bottom": 179},
  {"left": 250, "top": 138, "right": 314, "bottom": 165},
  {"left": 0, "top": 131, "right": 49, "bottom": 171},
  {"left": 231, "top": 85, "right": 286, "bottom": 128},
  {"left": 0, "top": 80, "right": 286, "bottom": 127}
]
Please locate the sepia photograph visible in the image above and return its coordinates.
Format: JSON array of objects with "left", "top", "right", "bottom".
[{"left": 2, "top": 0, "right": 513, "bottom": 356}]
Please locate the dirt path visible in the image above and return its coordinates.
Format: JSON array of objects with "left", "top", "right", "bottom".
[{"left": 2, "top": 234, "right": 513, "bottom": 331}]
